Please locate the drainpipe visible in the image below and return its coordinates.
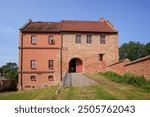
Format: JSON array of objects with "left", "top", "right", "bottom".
[
  {"left": 20, "top": 32, "right": 23, "bottom": 90},
  {"left": 60, "top": 32, "right": 63, "bottom": 81}
]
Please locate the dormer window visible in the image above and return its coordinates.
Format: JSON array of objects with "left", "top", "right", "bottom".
[
  {"left": 48, "top": 36, "right": 55, "bottom": 45},
  {"left": 31, "top": 35, "right": 36, "bottom": 45}
]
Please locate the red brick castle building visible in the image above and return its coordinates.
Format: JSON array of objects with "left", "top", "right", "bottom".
[{"left": 18, "top": 18, "right": 119, "bottom": 90}]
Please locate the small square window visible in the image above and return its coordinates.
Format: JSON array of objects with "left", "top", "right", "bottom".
[
  {"left": 87, "top": 35, "right": 92, "bottom": 44},
  {"left": 30, "top": 75, "right": 36, "bottom": 81},
  {"left": 76, "top": 35, "right": 81, "bottom": 44},
  {"left": 100, "top": 36, "right": 105, "bottom": 44},
  {"left": 31, "top": 36, "right": 36, "bottom": 44},
  {"left": 31, "top": 60, "right": 36, "bottom": 69},
  {"left": 48, "top": 36, "right": 55, "bottom": 45},
  {"left": 99, "top": 54, "right": 104, "bottom": 61},
  {"left": 48, "top": 75, "right": 54, "bottom": 81},
  {"left": 48, "top": 60, "right": 54, "bottom": 69}
]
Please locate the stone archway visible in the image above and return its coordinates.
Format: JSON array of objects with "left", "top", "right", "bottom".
[{"left": 69, "top": 58, "right": 82, "bottom": 73}]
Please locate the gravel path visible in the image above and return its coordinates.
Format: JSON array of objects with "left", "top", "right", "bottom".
[{"left": 71, "top": 73, "right": 98, "bottom": 87}]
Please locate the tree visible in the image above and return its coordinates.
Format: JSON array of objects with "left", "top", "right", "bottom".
[
  {"left": 144, "top": 42, "right": 150, "bottom": 56},
  {"left": 0, "top": 62, "right": 18, "bottom": 80},
  {"left": 119, "top": 41, "right": 147, "bottom": 61}
]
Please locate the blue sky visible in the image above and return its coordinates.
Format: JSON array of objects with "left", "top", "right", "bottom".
[{"left": 0, "top": 0, "right": 150, "bottom": 67}]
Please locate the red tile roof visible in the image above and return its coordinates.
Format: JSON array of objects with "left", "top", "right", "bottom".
[
  {"left": 21, "top": 22, "right": 60, "bottom": 32},
  {"left": 21, "top": 19, "right": 117, "bottom": 33}
]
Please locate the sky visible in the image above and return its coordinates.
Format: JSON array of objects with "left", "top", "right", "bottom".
[{"left": 0, "top": 0, "right": 150, "bottom": 67}]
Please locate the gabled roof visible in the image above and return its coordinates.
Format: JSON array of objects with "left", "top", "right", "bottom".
[
  {"left": 20, "top": 18, "right": 117, "bottom": 33},
  {"left": 21, "top": 22, "right": 60, "bottom": 32},
  {"left": 60, "top": 20, "right": 117, "bottom": 32}
]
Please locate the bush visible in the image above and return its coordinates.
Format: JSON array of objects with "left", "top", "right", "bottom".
[
  {"left": 122, "top": 73, "right": 145, "bottom": 86},
  {"left": 101, "top": 71, "right": 146, "bottom": 86},
  {"left": 101, "top": 71, "right": 123, "bottom": 83}
]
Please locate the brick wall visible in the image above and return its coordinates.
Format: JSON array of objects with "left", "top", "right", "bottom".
[
  {"left": 125, "top": 56, "right": 150, "bottom": 80},
  {"left": 107, "top": 56, "right": 150, "bottom": 80},
  {"left": 18, "top": 33, "right": 61, "bottom": 90},
  {"left": 62, "top": 32, "right": 119, "bottom": 77},
  {"left": 106, "top": 59, "right": 130, "bottom": 75}
]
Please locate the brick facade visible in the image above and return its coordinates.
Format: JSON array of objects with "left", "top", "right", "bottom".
[
  {"left": 62, "top": 33, "right": 119, "bottom": 77},
  {"left": 18, "top": 18, "right": 119, "bottom": 90},
  {"left": 107, "top": 56, "right": 150, "bottom": 80}
]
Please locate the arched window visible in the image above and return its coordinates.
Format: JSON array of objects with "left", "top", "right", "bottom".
[
  {"left": 30, "top": 75, "right": 36, "bottom": 81},
  {"left": 48, "top": 75, "right": 54, "bottom": 81}
]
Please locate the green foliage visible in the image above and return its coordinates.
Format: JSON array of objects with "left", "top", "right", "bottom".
[
  {"left": 119, "top": 41, "right": 150, "bottom": 61},
  {"left": 144, "top": 42, "right": 150, "bottom": 56},
  {"left": 141, "top": 81, "right": 150, "bottom": 93},
  {"left": 101, "top": 71, "right": 123, "bottom": 83},
  {"left": 101, "top": 71, "right": 148, "bottom": 87},
  {"left": 0, "top": 62, "right": 18, "bottom": 80},
  {"left": 122, "top": 73, "right": 145, "bottom": 86}
]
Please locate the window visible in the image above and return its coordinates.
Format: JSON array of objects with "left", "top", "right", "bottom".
[
  {"left": 25, "top": 85, "right": 31, "bottom": 88},
  {"left": 99, "top": 54, "right": 104, "bottom": 61},
  {"left": 48, "top": 60, "right": 54, "bottom": 69},
  {"left": 31, "top": 35, "right": 36, "bottom": 44},
  {"left": 48, "top": 36, "right": 55, "bottom": 45},
  {"left": 30, "top": 75, "right": 36, "bottom": 81},
  {"left": 31, "top": 60, "right": 36, "bottom": 69},
  {"left": 100, "top": 36, "right": 105, "bottom": 44},
  {"left": 76, "top": 35, "right": 81, "bottom": 43},
  {"left": 87, "top": 35, "right": 92, "bottom": 44},
  {"left": 48, "top": 75, "right": 54, "bottom": 81}
]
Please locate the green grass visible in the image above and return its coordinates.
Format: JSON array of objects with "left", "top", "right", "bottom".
[
  {"left": 85, "top": 73, "right": 150, "bottom": 100},
  {"left": 0, "top": 85, "right": 58, "bottom": 100},
  {"left": 0, "top": 73, "right": 150, "bottom": 100},
  {"left": 56, "top": 85, "right": 116, "bottom": 100},
  {"left": 100, "top": 71, "right": 150, "bottom": 92}
]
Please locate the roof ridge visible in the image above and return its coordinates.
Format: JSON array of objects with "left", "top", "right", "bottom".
[{"left": 61, "top": 20, "right": 100, "bottom": 22}]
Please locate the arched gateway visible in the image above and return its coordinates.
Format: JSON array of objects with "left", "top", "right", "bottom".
[{"left": 69, "top": 58, "right": 82, "bottom": 73}]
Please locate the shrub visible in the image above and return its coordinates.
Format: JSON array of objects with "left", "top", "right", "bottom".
[
  {"left": 101, "top": 71, "right": 146, "bottom": 86},
  {"left": 122, "top": 73, "right": 145, "bottom": 86},
  {"left": 101, "top": 71, "right": 123, "bottom": 83}
]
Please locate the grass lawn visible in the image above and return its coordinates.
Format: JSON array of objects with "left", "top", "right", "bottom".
[
  {"left": 0, "top": 85, "right": 58, "bottom": 100},
  {"left": 85, "top": 73, "right": 150, "bottom": 100},
  {"left": 0, "top": 73, "right": 150, "bottom": 100}
]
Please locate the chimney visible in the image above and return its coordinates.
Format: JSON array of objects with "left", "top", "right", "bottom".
[
  {"left": 100, "top": 17, "right": 105, "bottom": 22},
  {"left": 28, "top": 19, "right": 32, "bottom": 22}
]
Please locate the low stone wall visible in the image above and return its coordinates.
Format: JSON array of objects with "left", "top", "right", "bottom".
[{"left": 106, "top": 55, "right": 150, "bottom": 80}]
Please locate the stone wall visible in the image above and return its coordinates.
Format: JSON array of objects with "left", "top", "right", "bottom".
[{"left": 62, "top": 32, "right": 119, "bottom": 76}]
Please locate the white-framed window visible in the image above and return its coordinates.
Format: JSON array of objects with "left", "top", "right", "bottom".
[
  {"left": 31, "top": 60, "right": 36, "bottom": 69},
  {"left": 48, "top": 60, "right": 54, "bottom": 69},
  {"left": 48, "top": 35, "right": 55, "bottom": 45},
  {"left": 31, "top": 35, "right": 36, "bottom": 44}
]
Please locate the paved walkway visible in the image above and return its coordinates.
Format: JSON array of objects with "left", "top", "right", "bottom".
[{"left": 71, "top": 73, "right": 98, "bottom": 87}]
